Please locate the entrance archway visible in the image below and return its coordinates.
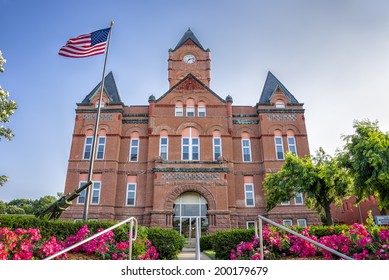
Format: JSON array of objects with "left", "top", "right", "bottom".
[{"left": 173, "top": 192, "right": 208, "bottom": 242}]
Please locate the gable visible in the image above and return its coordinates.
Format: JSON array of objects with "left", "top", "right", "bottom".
[
  {"left": 80, "top": 71, "right": 123, "bottom": 105},
  {"left": 258, "top": 71, "right": 301, "bottom": 105},
  {"left": 156, "top": 73, "right": 226, "bottom": 104}
]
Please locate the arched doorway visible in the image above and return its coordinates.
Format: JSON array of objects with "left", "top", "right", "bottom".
[{"left": 173, "top": 192, "right": 208, "bottom": 242}]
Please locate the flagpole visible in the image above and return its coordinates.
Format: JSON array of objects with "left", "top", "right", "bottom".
[{"left": 82, "top": 21, "right": 114, "bottom": 221}]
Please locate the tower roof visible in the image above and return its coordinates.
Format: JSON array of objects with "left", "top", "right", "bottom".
[
  {"left": 81, "top": 71, "right": 122, "bottom": 104},
  {"left": 171, "top": 28, "right": 207, "bottom": 52},
  {"left": 258, "top": 71, "right": 301, "bottom": 105}
]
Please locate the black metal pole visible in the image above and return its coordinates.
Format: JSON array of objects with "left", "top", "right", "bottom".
[{"left": 82, "top": 21, "right": 114, "bottom": 221}]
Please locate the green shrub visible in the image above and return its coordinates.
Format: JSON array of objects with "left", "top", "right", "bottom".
[
  {"left": 212, "top": 228, "right": 255, "bottom": 260},
  {"left": 308, "top": 224, "right": 349, "bottom": 238},
  {"left": 147, "top": 227, "right": 185, "bottom": 260},
  {"left": 200, "top": 234, "right": 214, "bottom": 251}
]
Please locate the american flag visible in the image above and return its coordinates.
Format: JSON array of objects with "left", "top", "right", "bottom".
[{"left": 58, "top": 28, "right": 111, "bottom": 58}]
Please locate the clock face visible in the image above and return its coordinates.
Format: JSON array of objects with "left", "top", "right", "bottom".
[{"left": 183, "top": 54, "right": 196, "bottom": 64}]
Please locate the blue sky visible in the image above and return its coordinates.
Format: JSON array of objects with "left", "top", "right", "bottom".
[{"left": 1, "top": 0, "right": 389, "bottom": 201}]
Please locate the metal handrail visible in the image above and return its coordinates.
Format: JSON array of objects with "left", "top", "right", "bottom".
[
  {"left": 256, "top": 215, "right": 353, "bottom": 260},
  {"left": 44, "top": 217, "right": 138, "bottom": 260}
]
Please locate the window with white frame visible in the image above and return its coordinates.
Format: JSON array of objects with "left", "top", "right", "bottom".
[
  {"left": 283, "top": 219, "right": 293, "bottom": 226},
  {"left": 130, "top": 138, "right": 139, "bottom": 161},
  {"left": 297, "top": 219, "right": 307, "bottom": 227},
  {"left": 186, "top": 106, "right": 195, "bottom": 117},
  {"left": 294, "top": 192, "right": 304, "bottom": 205},
  {"left": 275, "top": 101, "right": 285, "bottom": 108},
  {"left": 287, "top": 136, "right": 297, "bottom": 155},
  {"left": 91, "top": 181, "right": 101, "bottom": 204},
  {"left": 198, "top": 106, "right": 206, "bottom": 117},
  {"left": 96, "top": 136, "right": 106, "bottom": 159},
  {"left": 281, "top": 200, "right": 290, "bottom": 205},
  {"left": 244, "top": 183, "right": 255, "bottom": 207},
  {"left": 274, "top": 136, "right": 285, "bottom": 160},
  {"left": 83, "top": 136, "right": 93, "bottom": 160},
  {"left": 175, "top": 106, "right": 183, "bottom": 117},
  {"left": 213, "top": 137, "right": 222, "bottom": 161},
  {"left": 246, "top": 221, "right": 256, "bottom": 229},
  {"left": 242, "top": 139, "right": 252, "bottom": 162},
  {"left": 126, "top": 183, "right": 136, "bottom": 206},
  {"left": 77, "top": 181, "right": 101, "bottom": 205},
  {"left": 159, "top": 137, "right": 168, "bottom": 160},
  {"left": 182, "top": 128, "right": 199, "bottom": 160}
]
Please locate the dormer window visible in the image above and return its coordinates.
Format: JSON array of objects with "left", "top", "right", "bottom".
[
  {"left": 275, "top": 100, "right": 285, "bottom": 108},
  {"left": 95, "top": 101, "right": 105, "bottom": 108}
]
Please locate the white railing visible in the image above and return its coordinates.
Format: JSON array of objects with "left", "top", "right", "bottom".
[
  {"left": 44, "top": 217, "right": 138, "bottom": 260},
  {"left": 256, "top": 215, "right": 353, "bottom": 260}
]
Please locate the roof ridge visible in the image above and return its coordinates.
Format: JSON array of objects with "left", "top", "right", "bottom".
[
  {"left": 171, "top": 28, "right": 207, "bottom": 52},
  {"left": 258, "top": 71, "right": 300, "bottom": 105},
  {"left": 81, "top": 71, "right": 123, "bottom": 104}
]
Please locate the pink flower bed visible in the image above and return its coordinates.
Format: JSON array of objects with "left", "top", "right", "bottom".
[
  {"left": 231, "top": 223, "right": 389, "bottom": 260},
  {"left": 0, "top": 225, "right": 158, "bottom": 260}
]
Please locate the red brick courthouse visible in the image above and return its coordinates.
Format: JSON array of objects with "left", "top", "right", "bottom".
[{"left": 62, "top": 29, "right": 320, "bottom": 234}]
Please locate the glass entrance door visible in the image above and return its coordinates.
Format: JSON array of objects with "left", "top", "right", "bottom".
[{"left": 173, "top": 192, "right": 208, "bottom": 238}]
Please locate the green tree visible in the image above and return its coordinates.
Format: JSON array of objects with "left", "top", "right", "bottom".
[
  {"left": 5, "top": 205, "right": 25, "bottom": 214},
  {"left": 0, "top": 50, "right": 17, "bottom": 187},
  {"left": 263, "top": 149, "right": 353, "bottom": 225},
  {"left": 0, "top": 201, "right": 7, "bottom": 214},
  {"left": 339, "top": 120, "right": 389, "bottom": 211},
  {"left": 33, "top": 195, "right": 58, "bottom": 214},
  {"left": 8, "top": 198, "right": 35, "bottom": 214}
]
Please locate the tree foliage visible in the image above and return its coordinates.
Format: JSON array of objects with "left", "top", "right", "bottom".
[
  {"left": 0, "top": 195, "right": 58, "bottom": 215},
  {"left": 0, "top": 50, "right": 17, "bottom": 187},
  {"left": 263, "top": 149, "right": 353, "bottom": 225},
  {"left": 339, "top": 120, "right": 389, "bottom": 210}
]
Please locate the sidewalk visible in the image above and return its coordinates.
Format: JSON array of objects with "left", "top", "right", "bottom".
[{"left": 177, "top": 247, "right": 212, "bottom": 260}]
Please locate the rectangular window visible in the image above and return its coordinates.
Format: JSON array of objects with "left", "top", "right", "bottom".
[
  {"left": 130, "top": 138, "right": 139, "bottom": 162},
  {"left": 281, "top": 200, "right": 290, "bottom": 205},
  {"left": 213, "top": 137, "right": 222, "bottom": 161},
  {"left": 91, "top": 182, "right": 101, "bottom": 205},
  {"left": 83, "top": 136, "right": 93, "bottom": 160},
  {"left": 242, "top": 139, "right": 252, "bottom": 162},
  {"left": 96, "top": 136, "right": 106, "bottom": 159},
  {"left": 283, "top": 219, "right": 293, "bottom": 226},
  {"left": 77, "top": 181, "right": 101, "bottom": 205},
  {"left": 297, "top": 219, "right": 307, "bottom": 227},
  {"left": 126, "top": 183, "right": 136, "bottom": 206},
  {"left": 244, "top": 183, "right": 255, "bottom": 207},
  {"left": 186, "top": 106, "right": 195, "bottom": 117},
  {"left": 246, "top": 221, "right": 255, "bottom": 229},
  {"left": 294, "top": 192, "right": 304, "bottom": 205},
  {"left": 77, "top": 181, "right": 87, "bottom": 204},
  {"left": 182, "top": 137, "right": 199, "bottom": 160},
  {"left": 198, "top": 106, "right": 206, "bottom": 117},
  {"left": 175, "top": 106, "right": 183, "bottom": 117},
  {"left": 159, "top": 137, "right": 168, "bottom": 160},
  {"left": 287, "top": 136, "right": 297, "bottom": 155},
  {"left": 275, "top": 136, "right": 285, "bottom": 160}
]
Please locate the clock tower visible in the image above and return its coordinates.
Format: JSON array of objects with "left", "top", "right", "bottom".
[{"left": 168, "top": 28, "right": 211, "bottom": 88}]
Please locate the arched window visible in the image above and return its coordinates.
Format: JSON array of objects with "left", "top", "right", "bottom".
[
  {"left": 175, "top": 101, "right": 183, "bottom": 117},
  {"left": 129, "top": 132, "right": 140, "bottom": 162},
  {"left": 198, "top": 101, "right": 206, "bottom": 117},
  {"left": 274, "top": 130, "right": 284, "bottom": 160},
  {"left": 159, "top": 130, "right": 169, "bottom": 160},
  {"left": 287, "top": 130, "right": 297, "bottom": 155},
  {"left": 275, "top": 99, "right": 285, "bottom": 108},
  {"left": 182, "top": 127, "right": 199, "bottom": 160},
  {"left": 212, "top": 130, "right": 222, "bottom": 161},
  {"left": 241, "top": 132, "right": 252, "bottom": 162},
  {"left": 186, "top": 98, "right": 195, "bottom": 117}
]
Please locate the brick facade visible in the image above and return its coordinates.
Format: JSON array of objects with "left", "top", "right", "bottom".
[{"left": 62, "top": 29, "right": 321, "bottom": 232}]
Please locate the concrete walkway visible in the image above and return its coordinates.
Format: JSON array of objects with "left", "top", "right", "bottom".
[{"left": 177, "top": 247, "right": 212, "bottom": 260}]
